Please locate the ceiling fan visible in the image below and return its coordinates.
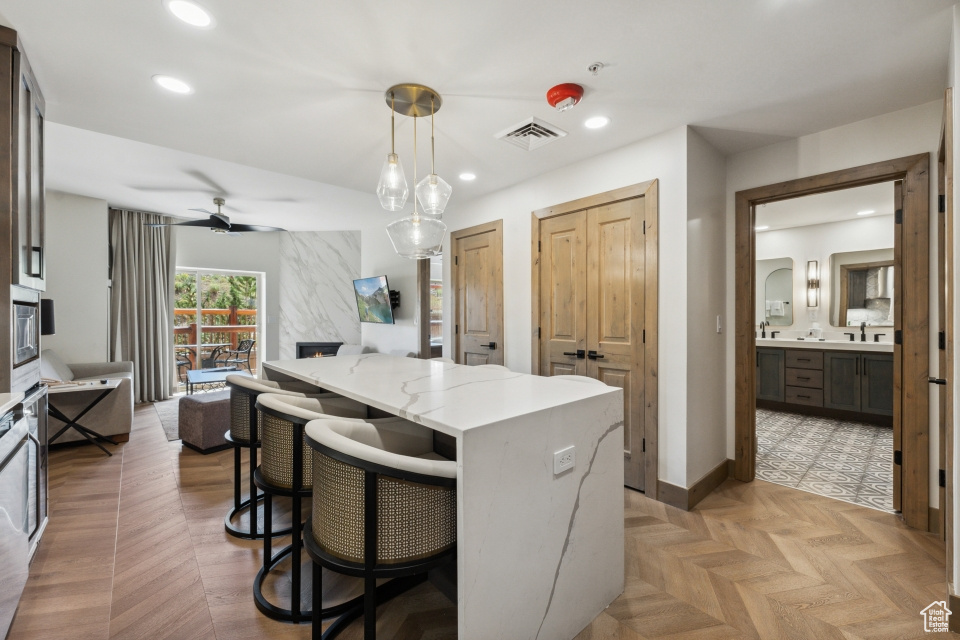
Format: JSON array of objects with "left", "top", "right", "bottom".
[{"left": 146, "top": 198, "right": 285, "bottom": 233}]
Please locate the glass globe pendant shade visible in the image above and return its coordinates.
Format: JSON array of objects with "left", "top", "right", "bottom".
[
  {"left": 416, "top": 173, "right": 452, "bottom": 217},
  {"left": 377, "top": 153, "right": 409, "bottom": 211},
  {"left": 386, "top": 214, "right": 446, "bottom": 259}
]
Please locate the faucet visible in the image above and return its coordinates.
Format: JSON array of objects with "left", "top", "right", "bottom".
[
  {"left": 844, "top": 332, "right": 856, "bottom": 342},
  {"left": 771, "top": 331, "right": 780, "bottom": 339},
  {"left": 860, "top": 321, "right": 867, "bottom": 342},
  {"left": 759, "top": 321, "right": 767, "bottom": 339}
]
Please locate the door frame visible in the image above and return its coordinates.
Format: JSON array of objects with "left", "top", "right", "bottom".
[
  {"left": 734, "top": 153, "right": 931, "bottom": 531},
  {"left": 937, "top": 87, "right": 953, "bottom": 574},
  {"left": 530, "top": 180, "right": 660, "bottom": 498},
  {"left": 450, "top": 220, "right": 504, "bottom": 365},
  {"left": 416, "top": 258, "right": 430, "bottom": 358}
]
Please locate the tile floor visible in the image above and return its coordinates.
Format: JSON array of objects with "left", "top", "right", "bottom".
[{"left": 755, "top": 408, "right": 894, "bottom": 512}]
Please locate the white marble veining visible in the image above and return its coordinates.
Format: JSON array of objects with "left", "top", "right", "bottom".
[
  {"left": 0, "top": 392, "right": 24, "bottom": 415},
  {"left": 757, "top": 337, "right": 893, "bottom": 353},
  {"left": 263, "top": 356, "right": 624, "bottom": 640},
  {"left": 279, "top": 231, "right": 360, "bottom": 360}
]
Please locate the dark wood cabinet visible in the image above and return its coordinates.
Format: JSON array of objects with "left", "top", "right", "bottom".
[
  {"left": 861, "top": 353, "right": 894, "bottom": 416},
  {"left": 756, "top": 348, "right": 785, "bottom": 402},
  {"left": 757, "top": 346, "right": 893, "bottom": 425},
  {"left": 823, "top": 352, "right": 861, "bottom": 412}
]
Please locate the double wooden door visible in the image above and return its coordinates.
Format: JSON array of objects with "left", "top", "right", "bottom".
[{"left": 538, "top": 197, "right": 648, "bottom": 490}]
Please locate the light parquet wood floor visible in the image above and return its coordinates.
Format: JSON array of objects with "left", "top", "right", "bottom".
[{"left": 7, "top": 404, "right": 956, "bottom": 639}]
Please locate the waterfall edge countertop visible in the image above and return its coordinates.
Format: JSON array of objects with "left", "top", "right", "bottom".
[
  {"left": 263, "top": 355, "right": 625, "bottom": 640},
  {"left": 0, "top": 392, "right": 24, "bottom": 415},
  {"left": 262, "top": 354, "right": 621, "bottom": 435}
]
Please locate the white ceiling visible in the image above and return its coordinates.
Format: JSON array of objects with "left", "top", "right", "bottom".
[
  {"left": 755, "top": 182, "right": 896, "bottom": 232},
  {"left": 0, "top": 0, "right": 954, "bottom": 226}
]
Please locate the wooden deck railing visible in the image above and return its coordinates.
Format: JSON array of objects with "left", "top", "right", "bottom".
[{"left": 174, "top": 308, "right": 258, "bottom": 371}]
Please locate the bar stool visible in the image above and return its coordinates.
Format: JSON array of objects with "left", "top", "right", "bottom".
[
  {"left": 303, "top": 417, "right": 457, "bottom": 640},
  {"left": 224, "top": 375, "right": 321, "bottom": 540},
  {"left": 253, "top": 393, "right": 369, "bottom": 623}
]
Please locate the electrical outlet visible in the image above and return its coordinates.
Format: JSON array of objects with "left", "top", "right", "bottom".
[{"left": 554, "top": 446, "right": 575, "bottom": 475}]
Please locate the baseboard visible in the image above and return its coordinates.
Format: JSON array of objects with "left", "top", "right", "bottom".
[
  {"left": 657, "top": 459, "right": 732, "bottom": 511},
  {"left": 950, "top": 592, "right": 960, "bottom": 633},
  {"left": 181, "top": 440, "right": 231, "bottom": 455},
  {"left": 929, "top": 507, "right": 940, "bottom": 535}
]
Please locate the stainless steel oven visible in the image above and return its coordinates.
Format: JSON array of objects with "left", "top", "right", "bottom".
[
  {"left": 22, "top": 386, "right": 47, "bottom": 550},
  {"left": 0, "top": 408, "right": 30, "bottom": 637}
]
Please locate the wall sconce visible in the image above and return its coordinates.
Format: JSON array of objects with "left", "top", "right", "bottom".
[{"left": 806, "top": 260, "right": 820, "bottom": 307}]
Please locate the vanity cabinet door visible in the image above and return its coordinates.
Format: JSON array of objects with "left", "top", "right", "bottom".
[
  {"left": 756, "top": 348, "right": 785, "bottom": 402},
  {"left": 823, "top": 352, "right": 861, "bottom": 412},
  {"left": 861, "top": 353, "right": 894, "bottom": 416}
]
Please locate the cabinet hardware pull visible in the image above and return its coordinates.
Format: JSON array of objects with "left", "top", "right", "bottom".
[
  {"left": 798, "top": 395, "right": 810, "bottom": 399},
  {"left": 798, "top": 376, "right": 810, "bottom": 380},
  {"left": 797, "top": 358, "right": 810, "bottom": 361}
]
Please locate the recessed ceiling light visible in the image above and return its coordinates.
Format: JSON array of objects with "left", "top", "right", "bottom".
[
  {"left": 459, "top": 173, "right": 476, "bottom": 181},
  {"left": 755, "top": 225, "right": 770, "bottom": 231},
  {"left": 584, "top": 116, "right": 610, "bottom": 129},
  {"left": 856, "top": 209, "right": 875, "bottom": 216},
  {"left": 163, "top": 0, "right": 214, "bottom": 28},
  {"left": 153, "top": 75, "right": 193, "bottom": 94}
]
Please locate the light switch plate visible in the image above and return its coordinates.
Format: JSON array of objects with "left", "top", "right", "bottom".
[{"left": 554, "top": 446, "right": 575, "bottom": 475}]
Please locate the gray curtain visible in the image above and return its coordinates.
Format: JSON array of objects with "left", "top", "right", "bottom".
[{"left": 108, "top": 209, "right": 175, "bottom": 403}]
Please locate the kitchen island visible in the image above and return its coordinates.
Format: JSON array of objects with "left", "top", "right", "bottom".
[{"left": 263, "top": 354, "right": 624, "bottom": 640}]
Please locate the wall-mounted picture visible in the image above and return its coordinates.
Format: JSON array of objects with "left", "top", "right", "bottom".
[{"left": 353, "top": 275, "right": 395, "bottom": 324}]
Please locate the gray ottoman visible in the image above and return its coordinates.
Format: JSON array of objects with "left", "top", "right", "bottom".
[{"left": 178, "top": 390, "right": 231, "bottom": 453}]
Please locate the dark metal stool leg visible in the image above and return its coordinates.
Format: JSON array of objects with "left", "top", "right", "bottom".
[
  {"left": 249, "top": 445, "right": 258, "bottom": 538},
  {"left": 224, "top": 437, "right": 291, "bottom": 540}
]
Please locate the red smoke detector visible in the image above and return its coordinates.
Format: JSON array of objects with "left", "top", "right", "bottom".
[{"left": 546, "top": 83, "right": 584, "bottom": 112}]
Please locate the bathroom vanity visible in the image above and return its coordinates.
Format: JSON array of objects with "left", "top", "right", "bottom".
[{"left": 755, "top": 339, "right": 893, "bottom": 425}]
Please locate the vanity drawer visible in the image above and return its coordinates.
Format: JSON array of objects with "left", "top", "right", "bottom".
[
  {"left": 785, "top": 350, "right": 823, "bottom": 370},
  {"left": 785, "top": 386, "right": 823, "bottom": 407},
  {"left": 786, "top": 368, "right": 823, "bottom": 389}
]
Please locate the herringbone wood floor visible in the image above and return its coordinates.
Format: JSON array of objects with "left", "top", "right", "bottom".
[{"left": 7, "top": 403, "right": 955, "bottom": 639}]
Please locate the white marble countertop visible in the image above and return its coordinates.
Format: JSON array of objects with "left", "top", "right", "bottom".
[
  {"left": 0, "top": 392, "right": 24, "bottom": 415},
  {"left": 263, "top": 355, "right": 620, "bottom": 436},
  {"left": 756, "top": 337, "right": 893, "bottom": 353}
]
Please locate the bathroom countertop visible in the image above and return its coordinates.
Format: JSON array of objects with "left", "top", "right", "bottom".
[{"left": 756, "top": 338, "right": 893, "bottom": 353}]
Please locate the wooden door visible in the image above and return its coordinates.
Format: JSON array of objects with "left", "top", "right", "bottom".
[
  {"left": 453, "top": 221, "right": 504, "bottom": 366},
  {"left": 586, "top": 200, "right": 646, "bottom": 489},
  {"left": 537, "top": 197, "right": 648, "bottom": 491},
  {"left": 539, "top": 211, "right": 587, "bottom": 377}
]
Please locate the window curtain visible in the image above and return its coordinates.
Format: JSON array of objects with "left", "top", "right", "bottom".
[{"left": 108, "top": 209, "right": 175, "bottom": 403}]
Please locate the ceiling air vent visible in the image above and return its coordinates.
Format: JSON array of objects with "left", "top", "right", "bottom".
[{"left": 495, "top": 117, "right": 567, "bottom": 151}]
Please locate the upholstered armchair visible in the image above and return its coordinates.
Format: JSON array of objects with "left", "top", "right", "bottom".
[{"left": 40, "top": 349, "right": 135, "bottom": 444}]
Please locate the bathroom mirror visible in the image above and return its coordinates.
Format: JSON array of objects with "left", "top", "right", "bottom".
[
  {"left": 829, "top": 249, "right": 894, "bottom": 327},
  {"left": 756, "top": 258, "right": 793, "bottom": 326}
]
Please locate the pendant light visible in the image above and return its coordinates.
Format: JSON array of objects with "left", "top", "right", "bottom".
[
  {"left": 415, "top": 96, "right": 452, "bottom": 217},
  {"left": 386, "top": 111, "right": 446, "bottom": 259},
  {"left": 376, "top": 92, "right": 409, "bottom": 211}
]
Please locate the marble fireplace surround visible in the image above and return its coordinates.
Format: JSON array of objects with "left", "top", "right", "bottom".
[{"left": 263, "top": 354, "right": 625, "bottom": 640}]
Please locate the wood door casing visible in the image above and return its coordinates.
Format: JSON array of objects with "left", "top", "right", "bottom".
[
  {"left": 587, "top": 200, "right": 645, "bottom": 490},
  {"left": 539, "top": 211, "right": 587, "bottom": 377},
  {"left": 452, "top": 221, "right": 504, "bottom": 367},
  {"left": 893, "top": 180, "right": 903, "bottom": 512}
]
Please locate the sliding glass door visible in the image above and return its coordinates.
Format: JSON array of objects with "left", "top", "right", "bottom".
[{"left": 173, "top": 268, "right": 263, "bottom": 387}]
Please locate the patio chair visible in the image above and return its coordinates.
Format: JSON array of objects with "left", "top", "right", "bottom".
[
  {"left": 202, "top": 345, "right": 229, "bottom": 369},
  {"left": 222, "top": 339, "right": 256, "bottom": 372},
  {"left": 176, "top": 349, "right": 192, "bottom": 382}
]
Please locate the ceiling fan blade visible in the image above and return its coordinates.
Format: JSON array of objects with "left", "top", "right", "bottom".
[
  {"left": 144, "top": 222, "right": 176, "bottom": 227},
  {"left": 188, "top": 208, "right": 215, "bottom": 215},
  {"left": 227, "top": 223, "right": 287, "bottom": 233},
  {"left": 184, "top": 169, "right": 230, "bottom": 197}
]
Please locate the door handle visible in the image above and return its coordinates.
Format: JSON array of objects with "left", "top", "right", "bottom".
[
  {"left": 480, "top": 342, "right": 496, "bottom": 349},
  {"left": 587, "top": 350, "right": 604, "bottom": 360},
  {"left": 563, "top": 350, "right": 586, "bottom": 359},
  {"left": 929, "top": 377, "right": 947, "bottom": 385}
]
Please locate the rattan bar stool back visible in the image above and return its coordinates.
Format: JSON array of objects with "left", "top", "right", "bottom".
[{"left": 303, "top": 418, "right": 457, "bottom": 640}]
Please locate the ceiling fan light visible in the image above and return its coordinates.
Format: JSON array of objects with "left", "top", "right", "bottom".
[
  {"left": 415, "top": 173, "right": 452, "bottom": 217},
  {"left": 377, "top": 153, "right": 408, "bottom": 211},
  {"left": 386, "top": 214, "right": 446, "bottom": 259}
]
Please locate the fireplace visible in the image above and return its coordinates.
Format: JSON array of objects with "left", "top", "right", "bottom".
[{"left": 296, "top": 342, "right": 343, "bottom": 359}]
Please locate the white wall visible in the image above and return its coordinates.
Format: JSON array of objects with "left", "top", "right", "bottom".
[
  {"left": 360, "top": 227, "right": 420, "bottom": 355},
  {"left": 685, "top": 128, "right": 728, "bottom": 485},
  {"left": 755, "top": 216, "right": 894, "bottom": 335},
  {"left": 175, "top": 231, "right": 282, "bottom": 361},
  {"left": 42, "top": 191, "right": 110, "bottom": 363},
  {"left": 725, "top": 99, "right": 944, "bottom": 508},
  {"left": 444, "top": 126, "right": 691, "bottom": 486}
]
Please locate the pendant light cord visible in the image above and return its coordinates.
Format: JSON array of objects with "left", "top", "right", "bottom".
[
  {"left": 413, "top": 115, "right": 419, "bottom": 217},
  {"left": 390, "top": 92, "right": 396, "bottom": 155},
  {"left": 430, "top": 97, "right": 435, "bottom": 175}
]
